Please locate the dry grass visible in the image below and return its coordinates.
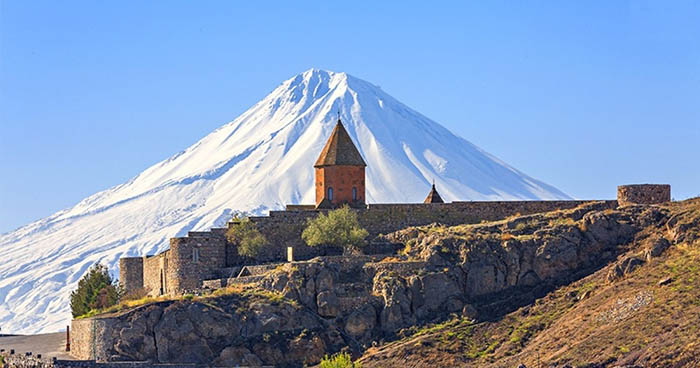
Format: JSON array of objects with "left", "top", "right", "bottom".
[
  {"left": 500, "top": 232, "right": 515, "bottom": 241},
  {"left": 359, "top": 199, "right": 700, "bottom": 368}
]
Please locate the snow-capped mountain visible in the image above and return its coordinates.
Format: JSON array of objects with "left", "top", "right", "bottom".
[{"left": 0, "top": 69, "right": 570, "bottom": 334}]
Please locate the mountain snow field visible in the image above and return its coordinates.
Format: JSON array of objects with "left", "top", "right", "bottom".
[{"left": 0, "top": 69, "right": 570, "bottom": 334}]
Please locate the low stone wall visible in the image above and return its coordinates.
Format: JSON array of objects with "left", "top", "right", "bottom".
[
  {"left": 69, "top": 318, "right": 95, "bottom": 361},
  {"left": 69, "top": 318, "right": 121, "bottom": 362},
  {"left": 617, "top": 184, "right": 671, "bottom": 206},
  {"left": 0, "top": 352, "right": 201, "bottom": 367},
  {"left": 0, "top": 353, "right": 53, "bottom": 368}
]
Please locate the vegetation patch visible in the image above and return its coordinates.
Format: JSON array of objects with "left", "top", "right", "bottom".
[
  {"left": 70, "top": 263, "right": 122, "bottom": 318},
  {"left": 320, "top": 352, "right": 362, "bottom": 368},
  {"left": 302, "top": 205, "right": 368, "bottom": 253},
  {"left": 226, "top": 216, "right": 268, "bottom": 257}
]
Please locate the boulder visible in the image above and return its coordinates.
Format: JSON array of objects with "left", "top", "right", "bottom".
[
  {"left": 420, "top": 272, "right": 461, "bottom": 311},
  {"left": 644, "top": 237, "right": 670, "bottom": 260},
  {"left": 317, "top": 290, "right": 340, "bottom": 318},
  {"left": 461, "top": 304, "right": 478, "bottom": 320},
  {"left": 213, "top": 346, "right": 262, "bottom": 367},
  {"left": 345, "top": 305, "right": 377, "bottom": 338},
  {"left": 465, "top": 262, "right": 507, "bottom": 296},
  {"left": 607, "top": 256, "right": 645, "bottom": 282},
  {"left": 287, "top": 334, "right": 326, "bottom": 366}
]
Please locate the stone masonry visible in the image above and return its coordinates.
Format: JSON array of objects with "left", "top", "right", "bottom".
[
  {"left": 617, "top": 184, "right": 671, "bottom": 206},
  {"left": 118, "top": 115, "right": 672, "bottom": 299}
]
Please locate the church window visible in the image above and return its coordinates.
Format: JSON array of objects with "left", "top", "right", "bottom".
[
  {"left": 352, "top": 187, "right": 357, "bottom": 201},
  {"left": 328, "top": 187, "right": 334, "bottom": 201},
  {"left": 193, "top": 248, "right": 200, "bottom": 263}
]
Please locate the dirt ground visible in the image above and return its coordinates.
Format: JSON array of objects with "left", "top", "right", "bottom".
[{"left": 0, "top": 332, "right": 73, "bottom": 360}]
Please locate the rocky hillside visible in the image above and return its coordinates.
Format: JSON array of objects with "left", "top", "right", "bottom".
[
  {"left": 358, "top": 198, "right": 700, "bottom": 367},
  {"left": 78, "top": 198, "right": 700, "bottom": 367}
]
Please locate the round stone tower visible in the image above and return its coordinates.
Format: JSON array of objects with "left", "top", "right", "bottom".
[
  {"left": 617, "top": 184, "right": 671, "bottom": 206},
  {"left": 119, "top": 257, "right": 144, "bottom": 295}
]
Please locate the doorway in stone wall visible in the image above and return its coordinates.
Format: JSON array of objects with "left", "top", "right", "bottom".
[{"left": 159, "top": 270, "right": 164, "bottom": 295}]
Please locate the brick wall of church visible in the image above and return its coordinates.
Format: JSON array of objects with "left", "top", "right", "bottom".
[{"left": 315, "top": 165, "right": 365, "bottom": 207}]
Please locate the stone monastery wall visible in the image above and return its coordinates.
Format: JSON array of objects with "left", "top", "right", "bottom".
[
  {"left": 617, "top": 184, "right": 671, "bottom": 206},
  {"left": 127, "top": 199, "right": 623, "bottom": 296}
]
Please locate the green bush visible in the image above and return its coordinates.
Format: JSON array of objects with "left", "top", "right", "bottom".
[
  {"left": 226, "top": 217, "right": 268, "bottom": 257},
  {"left": 70, "top": 263, "right": 121, "bottom": 318},
  {"left": 319, "top": 352, "right": 361, "bottom": 368},
  {"left": 302, "top": 205, "right": 368, "bottom": 253}
]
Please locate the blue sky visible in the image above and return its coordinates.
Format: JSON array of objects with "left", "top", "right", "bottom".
[{"left": 1, "top": 1, "right": 699, "bottom": 234}]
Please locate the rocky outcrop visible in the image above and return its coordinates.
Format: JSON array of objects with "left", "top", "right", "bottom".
[
  {"left": 76, "top": 202, "right": 678, "bottom": 367},
  {"left": 82, "top": 292, "right": 339, "bottom": 367}
]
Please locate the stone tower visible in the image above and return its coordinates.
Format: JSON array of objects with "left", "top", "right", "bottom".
[{"left": 314, "top": 118, "right": 367, "bottom": 208}]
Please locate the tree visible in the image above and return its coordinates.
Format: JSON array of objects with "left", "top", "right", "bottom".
[
  {"left": 226, "top": 217, "right": 268, "bottom": 257},
  {"left": 302, "top": 205, "right": 368, "bottom": 253},
  {"left": 70, "top": 263, "right": 121, "bottom": 317}
]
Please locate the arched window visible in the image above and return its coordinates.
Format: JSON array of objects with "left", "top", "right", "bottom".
[
  {"left": 328, "top": 187, "right": 334, "bottom": 201},
  {"left": 352, "top": 187, "right": 357, "bottom": 201}
]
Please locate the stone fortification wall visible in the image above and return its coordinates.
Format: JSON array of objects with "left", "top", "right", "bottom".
[
  {"left": 617, "top": 184, "right": 671, "bottom": 206},
  {"left": 135, "top": 200, "right": 620, "bottom": 294},
  {"left": 244, "top": 200, "right": 617, "bottom": 262},
  {"left": 118, "top": 258, "right": 143, "bottom": 295},
  {"left": 142, "top": 253, "right": 167, "bottom": 296},
  {"left": 360, "top": 200, "right": 611, "bottom": 235},
  {"left": 69, "top": 317, "right": 119, "bottom": 361}
]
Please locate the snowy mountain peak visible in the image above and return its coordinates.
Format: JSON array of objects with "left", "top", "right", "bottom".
[{"left": 0, "top": 69, "right": 569, "bottom": 334}]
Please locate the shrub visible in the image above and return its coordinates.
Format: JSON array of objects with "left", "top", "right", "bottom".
[
  {"left": 226, "top": 217, "right": 268, "bottom": 257},
  {"left": 302, "top": 205, "right": 368, "bottom": 253},
  {"left": 319, "top": 352, "right": 362, "bottom": 368},
  {"left": 70, "top": 263, "right": 121, "bottom": 318}
]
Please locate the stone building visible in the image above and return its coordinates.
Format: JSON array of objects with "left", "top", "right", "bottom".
[
  {"left": 118, "top": 118, "right": 672, "bottom": 297},
  {"left": 314, "top": 119, "right": 367, "bottom": 208}
]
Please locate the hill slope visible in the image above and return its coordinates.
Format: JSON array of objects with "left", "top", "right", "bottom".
[
  {"left": 358, "top": 198, "right": 700, "bottom": 367},
  {"left": 0, "top": 69, "right": 569, "bottom": 334}
]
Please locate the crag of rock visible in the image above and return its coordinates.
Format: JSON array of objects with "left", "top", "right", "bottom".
[
  {"left": 358, "top": 198, "right": 700, "bottom": 368},
  {"left": 81, "top": 199, "right": 700, "bottom": 367}
]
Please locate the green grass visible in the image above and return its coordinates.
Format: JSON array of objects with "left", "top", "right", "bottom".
[{"left": 319, "top": 352, "right": 362, "bottom": 368}]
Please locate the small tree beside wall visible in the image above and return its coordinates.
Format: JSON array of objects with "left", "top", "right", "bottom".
[
  {"left": 302, "top": 205, "right": 368, "bottom": 254},
  {"left": 70, "top": 263, "right": 121, "bottom": 318},
  {"left": 226, "top": 217, "right": 268, "bottom": 258}
]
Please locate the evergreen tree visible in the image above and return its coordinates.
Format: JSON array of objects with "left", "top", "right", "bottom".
[{"left": 70, "top": 263, "right": 121, "bottom": 317}]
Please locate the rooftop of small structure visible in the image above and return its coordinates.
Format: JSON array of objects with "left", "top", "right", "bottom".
[
  {"left": 314, "top": 119, "right": 367, "bottom": 167},
  {"left": 424, "top": 183, "right": 445, "bottom": 203}
]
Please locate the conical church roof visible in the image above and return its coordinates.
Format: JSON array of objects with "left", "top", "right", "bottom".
[
  {"left": 314, "top": 119, "right": 367, "bottom": 167},
  {"left": 424, "top": 183, "right": 445, "bottom": 203}
]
